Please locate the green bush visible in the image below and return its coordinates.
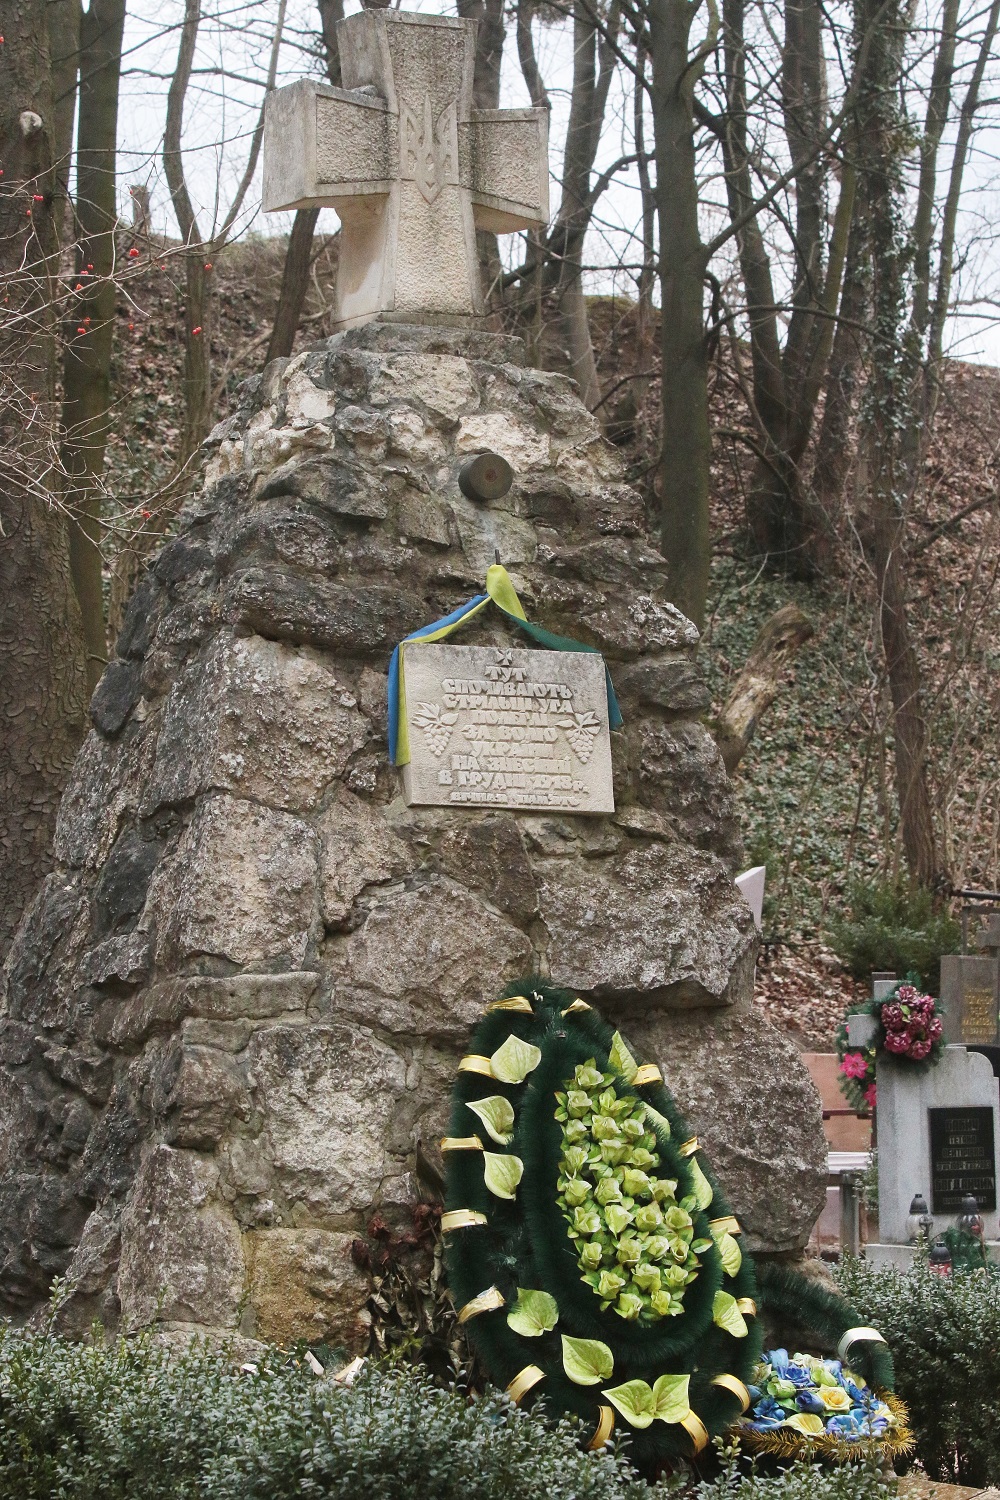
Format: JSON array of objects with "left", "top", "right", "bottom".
[
  {"left": 696, "top": 1447, "right": 891, "bottom": 1500},
  {"left": 0, "top": 1328, "right": 681, "bottom": 1500},
  {"left": 836, "top": 1257, "right": 1000, "bottom": 1487},
  {"left": 827, "top": 880, "right": 959, "bottom": 993}
]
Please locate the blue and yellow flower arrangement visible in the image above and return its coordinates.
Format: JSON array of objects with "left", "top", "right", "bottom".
[{"left": 739, "top": 1348, "right": 913, "bottom": 1463}]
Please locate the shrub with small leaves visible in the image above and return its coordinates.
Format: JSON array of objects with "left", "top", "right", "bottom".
[
  {"left": 827, "top": 880, "right": 959, "bottom": 993},
  {"left": 0, "top": 1328, "right": 682, "bottom": 1500},
  {"left": 836, "top": 1257, "right": 1000, "bottom": 1487},
  {"left": 695, "top": 1443, "right": 891, "bottom": 1500}
]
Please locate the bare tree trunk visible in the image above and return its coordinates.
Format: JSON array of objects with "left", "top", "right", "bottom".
[
  {"left": 852, "top": 0, "right": 940, "bottom": 886},
  {"left": 715, "top": 604, "right": 814, "bottom": 773},
  {"left": 0, "top": 0, "right": 88, "bottom": 953},
  {"left": 649, "top": 0, "right": 714, "bottom": 629},
  {"left": 60, "top": 0, "right": 126, "bottom": 690},
  {"left": 812, "top": 201, "right": 868, "bottom": 517}
]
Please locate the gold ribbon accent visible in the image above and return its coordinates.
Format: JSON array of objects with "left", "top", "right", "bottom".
[
  {"left": 709, "top": 1215, "right": 741, "bottom": 1236},
  {"left": 837, "top": 1326, "right": 887, "bottom": 1362},
  {"left": 736, "top": 1298, "right": 757, "bottom": 1317},
  {"left": 679, "top": 1136, "right": 700, "bottom": 1157},
  {"left": 711, "top": 1374, "right": 751, "bottom": 1412},
  {"left": 506, "top": 1365, "right": 544, "bottom": 1405},
  {"left": 458, "top": 1055, "right": 495, "bottom": 1077},
  {"left": 440, "top": 1136, "right": 484, "bottom": 1152},
  {"left": 633, "top": 1064, "right": 663, "bottom": 1086},
  {"left": 587, "top": 1405, "right": 615, "bottom": 1450},
  {"left": 561, "top": 998, "right": 592, "bottom": 1015},
  {"left": 681, "top": 1411, "right": 709, "bottom": 1452},
  {"left": 487, "top": 996, "right": 534, "bottom": 1014},
  {"left": 440, "top": 1210, "right": 488, "bottom": 1232},
  {"left": 457, "top": 1286, "right": 505, "bottom": 1323}
]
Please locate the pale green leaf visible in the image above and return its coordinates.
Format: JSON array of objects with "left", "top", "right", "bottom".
[
  {"left": 609, "top": 1032, "right": 638, "bottom": 1083},
  {"left": 642, "top": 1103, "right": 672, "bottom": 1140},
  {"left": 602, "top": 1379, "right": 656, "bottom": 1429},
  {"left": 483, "top": 1152, "right": 524, "bottom": 1200},
  {"left": 490, "top": 1035, "right": 542, "bottom": 1085},
  {"left": 561, "top": 1335, "right": 614, "bottom": 1385},
  {"left": 652, "top": 1373, "right": 691, "bottom": 1424},
  {"left": 465, "top": 1095, "right": 515, "bottom": 1145},
  {"left": 506, "top": 1288, "right": 559, "bottom": 1337},
  {"left": 711, "top": 1228, "right": 742, "bottom": 1277},
  {"left": 713, "top": 1290, "right": 749, "bottom": 1338},
  {"left": 687, "top": 1156, "right": 714, "bottom": 1211}
]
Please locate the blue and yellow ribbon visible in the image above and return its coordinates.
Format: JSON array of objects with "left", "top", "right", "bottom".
[{"left": 387, "top": 564, "right": 622, "bottom": 766}]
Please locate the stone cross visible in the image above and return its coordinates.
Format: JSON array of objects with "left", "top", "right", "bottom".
[{"left": 262, "top": 10, "right": 549, "bottom": 327}]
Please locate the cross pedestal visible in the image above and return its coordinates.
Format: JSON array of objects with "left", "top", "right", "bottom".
[{"left": 263, "top": 10, "right": 549, "bottom": 328}]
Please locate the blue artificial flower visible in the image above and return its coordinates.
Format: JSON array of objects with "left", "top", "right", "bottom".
[
  {"left": 785, "top": 1362, "right": 813, "bottom": 1388},
  {"left": 750, "top": 1395, "right": 786, "bottom": 1427},
  {"left": 826, "top": 1413, "right": 866, "bottom": 1440},
  {"left": 747, "top": 1385, "right": 763, "bottom": 1402},
  {"left": 795, "top": 1390, "right": 827, "bottom": 1416},
  {"left": 769, "top": 1348, "right": 790, "bottom": 1374}
]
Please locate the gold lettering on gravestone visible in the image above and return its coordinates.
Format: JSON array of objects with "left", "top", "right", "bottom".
[
  {"left": 401, "top": 643, "right": 614, "bottom": 814},
  {"left": 962, "top": 985, "right": 998, "bottom": 1045}
]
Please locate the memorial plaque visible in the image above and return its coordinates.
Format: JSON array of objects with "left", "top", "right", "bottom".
[
  {"left": 930, "top": 1105, "right": 997, "bottom": 1214},
  {"left": 941, "top": 954, "right": 1000, "bottom": 1046},
  {"left": 400, "top": 642, "right": 614, "bottom": 814}
]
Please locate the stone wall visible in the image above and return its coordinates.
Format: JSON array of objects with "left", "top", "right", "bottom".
[{"left": 0, "top": 324, "right": 826, "bottom": 1345}]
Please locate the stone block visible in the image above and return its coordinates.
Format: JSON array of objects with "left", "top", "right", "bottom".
[
  {"left": 222, "top": 567, "right": 425, "bottom": 656},
  {"left": 150, "top": 795, "right": 319, "bottom": 967},
  {"left": 398, "top": 491, "right": 454, "bottom": 547},
  {"left": 613, "top": 655, "right": 710, "bottom": 715},
  {"left": 93, "top": 829, "right": 162, "bottom": 936},
  {"left": 436, "top": 812, "right": 538, "bottom": 924},
  {"left": 246, "top": 1228, "right": 369, "bottom": 1348},
  {"left": 54, "top": 724, "right": 158, "bottom": 870},
  {"left": 118, "top": 1146, "right": 245, "bottom": 1330},
  {"left": 155, "top": 1044, "right": 251, "bottom": 1149},
  {"left": 337, "top": 877, "right": 533, "bottom": 1040},
  {"left": 317, "top": 789, "right": 412, "bottom": 926},
  {"left": 257, "top": 455, "right": 389, "bottom": 520},
  {"left": 633, "top": 720, "right": 741, "bottom": 857},
  {"left": 456, "top": 412, "right": 550, "bottom": 472},
  {"left": 624, "top": 1008, "right": 827, "bottom": 1254},
  {"left": 537, "top": 843, "right": 756, "bottom": 1008},
  {"left": 369, "top": 353, "right": 479, "bottom": 417},
  {"left": 77, "top": 931, "right": 151, "bottom": 988},
  {"left": 90, "top": 658, "right": 143, "bottom": 737},
  {"left": 145, "top": 632, "right": 368, "bottom": 815},
  {"left": 247, "top": 1024, "right": 407, "bottom": 1219}
]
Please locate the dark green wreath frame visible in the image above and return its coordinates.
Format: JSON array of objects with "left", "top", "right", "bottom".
[{"left": 444, "top": 978, "right": 897, "bottom": 1471}]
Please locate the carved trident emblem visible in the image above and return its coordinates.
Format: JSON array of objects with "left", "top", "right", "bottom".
[{"left": 400, "top": 93, "right": 459, "bottom": 204}]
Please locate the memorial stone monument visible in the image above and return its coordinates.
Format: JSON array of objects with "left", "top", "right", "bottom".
[
  {"left": 941, "top": 909, "right": 1000, "bottom": 1047},
  {"left": 0, "top": 9, "right": 827, "bottom": 1346}
]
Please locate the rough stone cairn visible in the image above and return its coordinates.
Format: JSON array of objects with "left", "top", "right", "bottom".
[{"left": 0, "top": 321, "right": 826, "bottom": 1348}]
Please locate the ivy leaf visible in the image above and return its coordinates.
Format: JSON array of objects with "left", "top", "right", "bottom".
[
  {"left": 602, "top": 1379, "right": 656, "bottom": 1429},
  {"left": 651, "top": 1373, "right": 690, "bottom": 1423},
  {"left": 465, "top": 1095, "right": 515, "bottom": 1145},
  {"left": 713, "top": 1290, "right": 749, "bottom": 1338},
  {"left": 561, "top": 1335, "right": 614, "bottom": 1385},
  {"left": 507, "top": 1289, "right": 559, "bottom": 1337},
  {"left": 490, "top": 1035, "right": 542, "bottom": 1084},
  {"left": 686, "top": 1156, "right": 714, "bottom": 1211},
  {"left": 483, "top": 1152, "right": 524, "bottom": 1200},
  {"left": 608, "top": 1032, "right": 638, "bottom": 1083},
  {"left": 711, "top": 1225, "right": 742, "bottom": 1277}
]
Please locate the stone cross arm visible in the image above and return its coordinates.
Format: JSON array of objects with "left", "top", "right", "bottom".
[{"left": 262, "top": 11, "right": 549, "bottom": 328}]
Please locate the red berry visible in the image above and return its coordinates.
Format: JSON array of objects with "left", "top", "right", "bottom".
[
  {"left": 128, "top": 247, "right": 139, "bottom": 258},
  {"left": 191, "top": 325, "right": 202, "bottom": 336},
  {"left": 32, "top": 194, "right": 43, "bottom": 202},
  {"left": 204, "top": 262, "right": 213, "bottom": 270},
  {"left": 77, "top": 326, "right": 86, "bottom": 334}
]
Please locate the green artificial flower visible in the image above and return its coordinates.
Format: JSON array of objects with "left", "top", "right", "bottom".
[
  {"left": 597, "top": 1270, "right": 627, "bottom": 1299},
  {"left": 562, "top": 1145, "right": 588, "bottom": 1174},
  {"left": 573, "top": 1207, "right": 602, "bottom": 1236},
  {"left": 595, "top": 1176, "right": 623, "bottom": 1205},
  {"left": 650, "top": 1177, "right": 678, "bottom": 1203},
  {"left": 662, "top": 1263, "right": 687, "bottom": 1288},
  {"left": 616, "top": 1293, "right": 644, "bottom": 1320},
  {"left": 566, "top": 1090, "right": 592, "bottom": 1117},
  {"left": 616, "top": 1237, "right": 643, "bottom": 1267},
  {"left": 664, "top": 1205, "right": 693, "bottom": 1233},
  {"left": 562, "top": 1178, "right": 591, "bottom": 1207},
  {"left": 622, "top": 1118, "right": 645, "bottom": 1141},
  {"left": 564, "top": 1118, "right": 588, "bottom": 1144},
  {"left": 644, "top": 1235, "right": 670, "bottom": 1261},
  {"left": 591, "top": 1115, "right": 621, "bottom": 1142},
  {"left": 634, "top": 1203, "right": 663, "bottom": 1232},
  {"left": 628, "top": 1148, "right": 657, "bottom": 1170},
  {"left": 600, "top": 1142, "right": 631, "bottom": 1166},
  {"left": 603, "top": 1203, "right": 633, "bottom": 1235},
  {"left": 575, "top": 1062, "right": 604, "bottom": 1090},
  {"left": 580, "top": 1240, "right": 604, "bottom": 1270},
  {"left": 649, "top": 1288, "right": 673, "bottom": 1316},
  {"left": 622, "top": 1169, "right": 651, "bottom": 1198},
  {"left": 632, "top": 1263, "right": 661, "bottom": 1293}
]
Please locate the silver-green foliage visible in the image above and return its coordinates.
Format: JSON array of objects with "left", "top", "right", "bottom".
[
  {"left": 696, "top": 1448, "right": 891, "bottom": 1500},
  {"left": 0, "top": 1328, "right": 675, "bottom": 1499},
  {"left": 836, "top": 1257, "right": 1000, "bottom": 1487}
]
